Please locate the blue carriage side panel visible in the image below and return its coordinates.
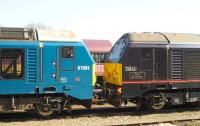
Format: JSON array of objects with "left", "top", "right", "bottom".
[
  {"left": 0, "top": 40, "right": 95, "bottom": 100},
  {"left": 42, "top": 45, "right": 58, "bottom": 84},
  {"left": 39, "top": 42, "right": 95, "bottom": 100},
  {"left": 39, "top": 43, "right": 67, "bottom": 94},
  {"left": 0, "top": 41, "right": 39, "bottom": 94},
  {"left": 61, "top": 58, "right": 74, "bottom": 71},
  {"left": 62, "top": 43, "right": 95, "bottom": 100}
]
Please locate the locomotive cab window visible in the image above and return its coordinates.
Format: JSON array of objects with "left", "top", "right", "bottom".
[
  {"left": 108, "top": 40, "right": 126, "bottom": 62},
  {"left": 0, "top": 49, "right": 24, "bottom": 80},
  {"left": 62, "top": 47, "right": 74, "bottom": 58}
]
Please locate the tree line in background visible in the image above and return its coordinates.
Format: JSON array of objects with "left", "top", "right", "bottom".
[
  {"left": 0, "top": 22, "right": 51, "bottom": 29},
  {"left": 25, "top": 22, "right": 52, "bottom": 29}
]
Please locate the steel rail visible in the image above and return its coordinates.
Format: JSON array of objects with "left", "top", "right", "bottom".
[{"left": 111, "top": 117, "right": 200, "bottom": 126}]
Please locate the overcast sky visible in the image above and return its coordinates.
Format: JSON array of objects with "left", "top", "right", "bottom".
[{"left": 0, "top": 0, "right": 200, "bottom": 43}]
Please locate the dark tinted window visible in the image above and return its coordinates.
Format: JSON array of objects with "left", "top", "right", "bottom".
[
  {"left": 0, "top": 49, "right": 24, "bottom": 80},
  {"left": 108, "top": 40, "right": 127, "bottom": 62},
  {"left": 62, "top": 47, "right": 74, "bottom": 58},
  {"left": 91, "top": 53, "right": 107, "bottom": 63}
]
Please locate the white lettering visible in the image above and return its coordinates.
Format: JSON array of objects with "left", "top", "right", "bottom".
[
  {"left": 77, "top": 66, "right": 90, "bottom": 71},
  {"left": 124, "top": 66, "right": 137, "bottom": 72}
]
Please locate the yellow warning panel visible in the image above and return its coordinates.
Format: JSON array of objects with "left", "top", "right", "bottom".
[{"left": 103, "top": 63, "right": 122, "bottom": 86}]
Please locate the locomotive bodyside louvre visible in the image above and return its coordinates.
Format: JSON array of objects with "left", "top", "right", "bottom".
[{"left": 169, "top": 45, "right": 200, "bottom": 89}]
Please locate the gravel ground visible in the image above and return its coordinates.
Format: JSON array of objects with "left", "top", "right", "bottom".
[
  {"left": 1, "top": 109, "right": 200, "bottom": 126},
  {"left": 183, "top": 121, "right": 200, "bottom": 126}
]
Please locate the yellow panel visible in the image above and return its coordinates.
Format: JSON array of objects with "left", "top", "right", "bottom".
[
  {"left": 92, "top": 64, "right": 97, "bottom": 86},
  {"left": 103, "top": 63, "right": 122, "bottom": 86}
]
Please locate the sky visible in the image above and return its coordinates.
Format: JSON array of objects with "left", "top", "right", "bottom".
[{"left": 0, "top": 0, "right": 200, "bottom": 43}]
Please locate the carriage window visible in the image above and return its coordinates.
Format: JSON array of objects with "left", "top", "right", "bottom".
[
  {"left": 100, "top": 53, "right": 105, "bottom": 63},
  {"left": 0, "top": 49, "right": 24, "bottom": 80},
  {"left": 62, "top": 47, "right": 74, "bottom": 58},
  {"left": 92, "top": 53, "right": 106, "bottom": 63},
  {"left": 93, "top": 53, "right": 99, "bottom": 63}
]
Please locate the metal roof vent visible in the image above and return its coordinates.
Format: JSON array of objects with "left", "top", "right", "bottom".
[{"left": 0, "top": 27, "right": 36, "bottom": 40}]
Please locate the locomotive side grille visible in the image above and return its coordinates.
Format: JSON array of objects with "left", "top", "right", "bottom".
[
  {"left": 184, "top": 50, "right": 200, "bottom": 80},
  {"left": 0, "top": 27, "right": 35, "bottom": 40},
  {"left": 26, "top": 49, "right": 37, "bottom": 83},
  {"left": 171, "top": 50, "right": 183, "bottom": 80}
]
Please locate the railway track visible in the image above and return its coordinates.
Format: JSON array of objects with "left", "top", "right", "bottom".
[
  {"left": 1, "top": 104, "right": 200, "bottom": 125},
  {"left": 112, "top": 117, "right": 200, "bottom": 126},
  {"left": 67, "top": 104, "right": 200, "bottom": 118}
]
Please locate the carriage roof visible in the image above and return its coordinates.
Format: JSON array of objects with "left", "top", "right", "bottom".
[
  {"left": 0, "top": 27, "right": 82, "bottom": 42},
  {"left": 125, "top": 32, "right": 200, "bottom": 44}
]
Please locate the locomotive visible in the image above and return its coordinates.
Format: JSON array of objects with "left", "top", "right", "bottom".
[
  {"left": 0, "top": 27, "right": 95, "bottom": 117},
  {"left": 1, "top": 27, "right": 200, "bottom": 117},
  {"left": 101, "top": 32, "right": 200, "bottom": 110}
]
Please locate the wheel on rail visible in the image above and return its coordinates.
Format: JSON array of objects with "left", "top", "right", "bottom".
[
  {"left": 35, "top": 102, "right": 55, "bottom": 118},
  {"left": 146, "top": 95, "right": 166, "bottom": 111},
  {"left": 35, "top": 97, "right": 58, "bottom": 118}
]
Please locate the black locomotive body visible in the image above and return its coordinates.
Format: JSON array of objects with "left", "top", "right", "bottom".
[{"left": 107, "top": 33, "right": 200, "bottom": 109}]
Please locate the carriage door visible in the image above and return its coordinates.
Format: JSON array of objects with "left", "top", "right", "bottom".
[
  {"left": 60, "top": 47, "right": 74, "bottom": 83},
  {"left": 154, "top": 48, "right": 167, "bottom": 80},
  {"left": 61, "top": 47, "right": 74, "bottom": 71}
]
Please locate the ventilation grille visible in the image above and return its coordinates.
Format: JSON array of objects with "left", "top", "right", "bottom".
[
  {"left": 171, "top": 50, "right": 183, "bottom": 80},
  {"left": 184, "top": 50, "right": 200, "bottom": 80},
  {"left": 0, "top": 27, "right": 35, "bottom": 40},
  {"left": 26, "top": 49, "right": 37, "bottom": 83}
]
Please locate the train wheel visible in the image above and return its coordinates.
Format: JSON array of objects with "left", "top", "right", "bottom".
[
  {"left": 146, "top": 96, "right": 166, "bottom": 111},
  {"left": 36, "top": 103, "right": 54, "bottom": 118},
  {"left": 35, "top": 98, "right": 55, "bottom": 118}
]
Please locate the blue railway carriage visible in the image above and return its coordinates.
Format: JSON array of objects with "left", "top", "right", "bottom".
[{"left": 0, "top": 27, "right": 95, "bottom": 117}]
